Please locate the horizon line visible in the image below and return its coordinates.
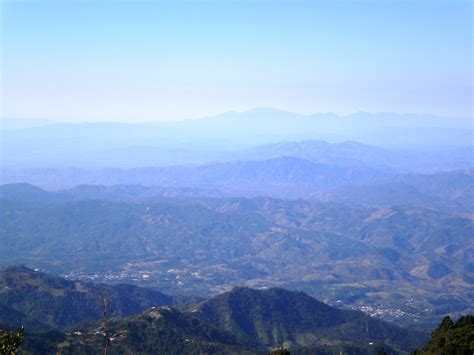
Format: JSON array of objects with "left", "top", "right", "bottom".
[{"left": 1, "top": 107, "right": 473, "bottom": 125}]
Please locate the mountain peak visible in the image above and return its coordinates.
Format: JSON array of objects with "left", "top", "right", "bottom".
[{"left": 189, "top": 286, "right": 426, "bottom": 350}]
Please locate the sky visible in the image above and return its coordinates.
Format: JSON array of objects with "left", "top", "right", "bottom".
[{"left": 1, "top": 0, "right": 472, "bottom": 122}]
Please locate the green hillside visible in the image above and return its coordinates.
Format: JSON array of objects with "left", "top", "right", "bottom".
[
  {"left": 26, "top": 307, "right": 256, "bottom": 355},
  {"left": 0, "top": 266, "right": 175, "bottom": 331},
  {"left": 0, "top": 268, "right": 433, "bottom": 354},
  {"left": 188, "top": 287, "right": 426, "bottom": 352}
]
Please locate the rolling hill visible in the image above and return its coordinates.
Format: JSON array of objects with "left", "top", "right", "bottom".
[
  {"left": 0, "top": 271, "right": 429, "bottom": 354},
  {"left": 188, "top": 287, "right": 426, "bottom": 351},
  {"left": 0, "top": 266, "right": 175, "bottom": 331},
  {"left": 0, "top": 184, "right": 472, "bottom": 329}
]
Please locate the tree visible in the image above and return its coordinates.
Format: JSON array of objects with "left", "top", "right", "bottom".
[
  {"left": 413, "top": 315, "right": 473, "bottom": 354},
  {"left": 101, "top": 289, "right": 125, "bottom": 355},
  {"left": 0, "top": 327, "right": 24, "bottom": 355}
]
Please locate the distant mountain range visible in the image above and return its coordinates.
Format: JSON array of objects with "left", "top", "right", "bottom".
[
  {"left": 238, "top": 140, "right": 473, "bottom": 173},
  {"left": 2, "top": 163, "right": 472, "bottom": 212},
  {"left": 2, "top": 109, "right": 473, "bottom": 168},
  {"left": 1, "top": 266, "right": 429, "bottom": 354},
  {"left": 0, "top": 157, "right": 390, "bottom": 195},
  {"left": 0, "top": 118, "right": 56, "bottom": 130},
  {"left": 312, "top": 169, "right": 474, "bottom": 212}
]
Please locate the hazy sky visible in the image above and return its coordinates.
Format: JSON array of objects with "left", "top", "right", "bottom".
[{"left": 1, "top": 0, "right": 472, "bottom": 122}]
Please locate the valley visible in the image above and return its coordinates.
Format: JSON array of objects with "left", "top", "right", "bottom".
[
  {"left": 0, "top": 266, "right": 429, "bottom": 354},
  {"left": 1, "top": 181, "right": 472, "bottom": 331}
]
